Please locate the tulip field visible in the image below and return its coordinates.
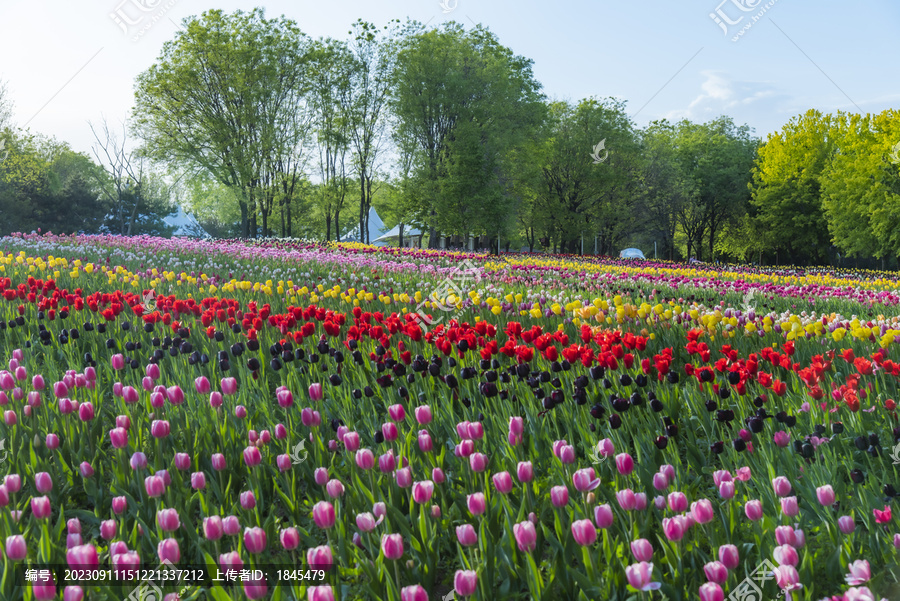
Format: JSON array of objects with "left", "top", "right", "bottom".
[{"left": 2, "top": 233, "right": 900, "bottom": 601}]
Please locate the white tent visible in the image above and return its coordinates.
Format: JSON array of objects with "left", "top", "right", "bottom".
[
  {"left": 164, "top": 205, "right": 209, "bottom": 238},
  {"left": 373, "top": 223, "right": 424, "bottom": 247},
  {"left": 343, "top": 207, "right": 388, "bottom": 245}
]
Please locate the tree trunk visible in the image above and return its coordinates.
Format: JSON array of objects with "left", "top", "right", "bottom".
[
  {"left": 325, "top": 214, "right": 332, "bottom": 242},
  {"left": 399, "top": 224, "right": 404, "bottom": 248}
]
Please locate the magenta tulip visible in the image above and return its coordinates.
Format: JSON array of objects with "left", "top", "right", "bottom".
[
  {"left": 381, "top": 533, "right": 404, "bottom": 559},
  {"left": 313, "top": 501, "right": 336, "bottom": 529},
  {"left": 454, "top": 570, "right": 478, "bottom": 597},
  {"left": 244, "top": 527, "right": 267, "bottom": 554},
  {"left": 513, "top": 521, "right": 537, "bottom": 552},
  {"left": 456, "top": 524, "right": 478, "bottom": 547}
]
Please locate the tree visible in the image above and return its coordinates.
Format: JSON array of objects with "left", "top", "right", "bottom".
[
  {"left": 133, "top": 8, "right": 313, "bottom": 238},
  {"left": 536, "top": 98, "right": 639, "bottom": 254},
  {"left": 347, "top": 20, "right": 400, "bottom": 243},
  {"left": 749, "top": 110, "right": 834, "bottom": 265},
  {"left": 392, "top": 22, "right": 544, "bottom": 248}
]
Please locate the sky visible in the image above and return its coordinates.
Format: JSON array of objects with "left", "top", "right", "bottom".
[{"left": 0, "top": 0, "right": 898, "bottom": 157}]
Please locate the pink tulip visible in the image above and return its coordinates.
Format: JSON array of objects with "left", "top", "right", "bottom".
[
  {"left": 456, "top": 524, "right": 478, "bottom": 547},
  {"left": 415, "top": 405, "right": 433, "bottom": 425},
  {"left": 492, "top": 472, "right": 513, "bottom": 495},
  {"left": 337, "top": 429, "right": 357, "bottom": 450},
  {"left": 668, "top": 492, "right": 688, "bottom": 513},
  {"left": 5, "top": 535, "right": 26, "bottom": 560},
  {"left": 356, "top": 512, "right": 378, "bottom": 532},
  {"left": 219, "top": 550, "right": 243, "bottom": 570},
  {"left": 174, "top": 453, "right": 191, "bottom": 471},
  {"left": 631, "top": 539, "right": 653, "bottom": 562},
  {"left": 615, "top": 453, "right": 634, "bottom": 475},
  {"left": 744, "top": 499, "right": 763, "bottom": 521},
  {"left": 432, "top": 467, "right": 445, "bottom": 484},
  {"left": 718, "top": 481, "right": 735, "bottom": 499},
  {"left": 313, "top": 501, "right": 335, "bottom": 529},
  {"left": 33, "top": 576, "right": 56, "bottom": 600},
  {"left": 653, "top": 473, "right": 669, "bottom": 491},
  {"left": 662, "top": 517, "right": 685, "bottom": 541},
  {"left": 773, "top": 544, "right": 798, "bottom": 567},
  {"left": 594, "top": 504, "right": 614, "bottom": 529},
  {"left": 79, "top": 462, "right": 94, "bottom": 478},
  {"left": 150, "top": 420, "right": 170, "bottom": 438},
  {"left": 112, "top": 496, "right": 127, "bottom": 515},
  {"left": 204, "top": 516, "right": 224, "bottom": 540},
  {"left": 704, "top": 561, "right": 728, "bottom": 584},
  {"left": 157, "top": 508, "right": 180, "bottom": 532},
  {"left": 326, "top": 479, "right": 345, "bottom": 498},
  {"left": 5, "top": 474, "right": 21, "bottom": 493},
  {"left": 388, "top": 403, "right": 406, "bottom": 422},
  {"left": 417, "top": 430, "right": 433, "bottom": 452},
  {"left": 699, "top": 582, "right": 724, "bottom": 601},
  {"left": 243, "top": 577, "right": 268, "bottom": 600},
  {"left": 635, "top": 493, "right": 648, "bottom": 511},
  {"left": 654, "top": 495, "right": 666, "bottom": 510},
  {"left": 130, "top": 450, "right": 149, "bottom": 470},
  {"left": 572, "top": 519, "right": 597, "bottom": 546},
  {"left": 45, "top": 434, "right": 59, "bottom": 449},
  {"left": 617, "top": 489, "right": 636, "bottom": 511},
  {"left": 401, "top": 585, "right": 428, "bottom": 601},
  {"left": 780, "top": 496, "right": 799, "bottom": 518},
  {"left": 194, "top": 376, "right": 210, "bottom": 394},
  {"left": 551, "top": 486, "right": 569, "bottom": 508},
  {"left": 350, "top": 445, "right": 377, "bottom": 470},
  {"left": 209, "top": 391, "right": 223, "bottom": 408},
  {"left": 235, "top": 405, "right": 248, "bottom": 419},
  {"left": 775, "top": 525, "right": 797, "bottom": 547},
  {"left": 838, "top": 515, "right": 855, "bottom": 534},
  {"left": 67, "top": 534, "right": 82, "bottom": 549},
  {"left": 31, "top": 496, "right": 51, "bottom": 519},
  {"left": 816, "top": 484, "right": 835, "bottom": 506},
  {"left": 212, "top": 453, "right": 226, "bottom": 471},
  {"left": 467, "top": 421, "right": 484, "bottom": 440},
  {"left": 454, "top": 570, "right": 478, "bottom": 597},
  {"left": 243, "top": 446, "right": 262, "bottom": 467},
  {"left": 144, "top": 476, "right": 165, "bottom": 497},
  {"left": 735, "top": 466, "right": 751, "bottom": 481},
  {"left": 719, "top": 544, "right": 739, "bottom": 570},
  {"left": 772, "top": 476, "right": 792, "bottom": 497},
  {"left": 240, "top": 490, "right": 256, "bottom": 510},
  {"left": 469, "top": 452, "right": 488, "bottom": 472},
  {"left": 122, "top": 386, "right": 139, "bottom": 404},
  {"left": 712, "top": 470, "right": 732, "bottom": 487},
  {"left": 167, "top": 386, "right": 184, "bottom": 405},
  {"left": 394, "top": 468, "right": 412, "bottom": 489},
  {"left": 597, "top": 438, "right": 615, "bottom": 458},
  {"left": 517, "top": 461, "right": 534, "bottom": 483},
  {"left": 773, "top": 431, "right": 790, "bottom": 447},
  {"left": 514, "top": 521, "right": 537, "bottom": 552},
  {"left": 100, "top": 519, "right": 117, "bottom": 539},
  {"left": 772, "top": 564, "right": 802, "bottom": 591},
  {"left": 572, "top": 467, "right": 600, "bottom": 492},
  {"left": 845, "top": 559, "right": 871, "bottom": 586},
  {"left": 467, "top": 492, "right": 487, "bottom": 515},
  {"left": 625, "top": 561, "right": 661, "bottom": 591},
  {"left": 691, "top": 499, "right": 714, "bottom": 524},
  {"left": 307, "top": 586, "right": 335, "bottom": 601},
  {"left": 309, "top": 383, "right": 323, "bottom": 401},
  {"left": 378, "top": 451, "right": 397, "bottom": 473},
  {"left": 77, "top": 403, "right": 94, "bottom": 421},
  {"left": 553, "top": 443, "right": 573, "bottom": 464},
  {"left": 412, "top": 480, "right": 434, "bottom": 503},
  {"left": 307, "top": 545, "right": 332, "bottom": 569},
  {"left": 111, "top": 354, "right": 125, "bottom": 370},
  {"left": 244, "top": 527, "right": 267, "bottom": 554},
  {"left": 382, "top": 533, "right": 404, "bottom": 559},
  {"left": 35, "top": 472, "right": 53, "bottom": 494},
  {"left": 221, "top": 377, "right": 237, "bottom": 395},
  {"left": 157, "top": 538, "right": 180, "bottom": 563},
  {"left": 661, "top": 464, "right": 675, "bottom": 484}
]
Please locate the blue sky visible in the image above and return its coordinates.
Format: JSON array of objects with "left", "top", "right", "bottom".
[{"left": 0, "top": 0, "right": 897, "bottom": 156}]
